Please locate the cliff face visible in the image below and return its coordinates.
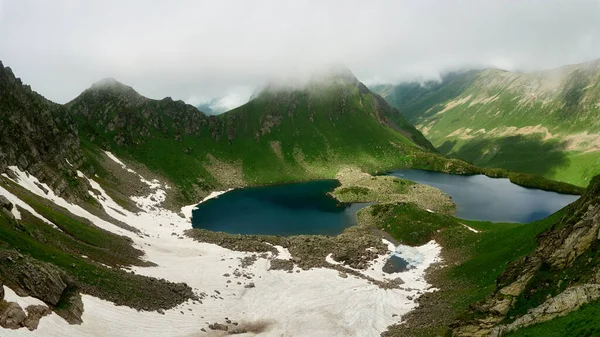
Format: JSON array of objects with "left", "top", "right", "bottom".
[
  {"left": 0, "top": 62, "right": 88, "bottom": 202},
  {"left": 453, "top": 175, "right": 600, "bottom": 336}
]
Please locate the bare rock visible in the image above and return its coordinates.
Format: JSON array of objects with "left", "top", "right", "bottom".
[
  {"left": 56, "top": 291, "right": 84, "bottom": 325},
  {"left": 208, "top": 322, "right": 228, "bottom": 331},
  {"left": 0, "top": 302, "right": 27, "bottom": 329},
  {"left": 23, "top": 305, "right": 51, "bottom": 330},
  {"left": 0, "top": 252, "right": 70, "bottom": 305},
  {"left": 0, "top": 195, "right": 12, "bottom": 211},
  {"left": 269, "top": 259, "right": 294, "bottom": 271}
]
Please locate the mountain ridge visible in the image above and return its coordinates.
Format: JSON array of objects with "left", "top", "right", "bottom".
[
  {"left": 67, "top": 68, "right": 438, "bottom": 203},
  {"left": 373, "top": 58, "right": 600, "bottom": 187}
]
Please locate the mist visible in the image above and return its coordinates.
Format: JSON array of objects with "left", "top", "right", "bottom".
[{"left": 1, "top": 0, "right": 599, "bottom": 108}]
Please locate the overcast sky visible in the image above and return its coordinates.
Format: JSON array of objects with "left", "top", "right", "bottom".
[{"left": 1, "top": 0, "right": 600, "bottom": 110}]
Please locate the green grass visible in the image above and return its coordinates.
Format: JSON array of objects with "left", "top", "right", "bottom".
[
  {"left": 72, "top": 80, "right": 431, "bottom": 203},
  {"left": 376, "top": 63, "right": 600, "bottom": 189},
  {"left": 377, "top": 203, "right": 564, "bottom": 336},
  {"left": 1, "top": 178, "right": 143, "bottom": 263},
  {"left": 0, "top": 184, "right": 193, "bottom": 311},
  {"left": 505, "top": 301, "right": 600, "bottom": 337},
  {"left": 365, "top": 202, "right": 460, "bottom": 246},
  {"left": 445, "top": 212, "right": 562, "bottom": 312}
]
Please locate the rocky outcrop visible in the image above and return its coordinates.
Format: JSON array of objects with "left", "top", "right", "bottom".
[
  {"left": 67, "top": 78, "right": 210, "bottom": 148},
  {"left": 452, "top": 175, "right": 600, "bottom": 336},
  {"left": 0, "top": 195, "right": 11, "bottom": 210},
  {"left": 55, "top": 291, "right": 84, "bottom": 325},
  {"left": 0, "top": 61, "right": 89, "bottom": 203},
  {"left": 0, "top": 195, "right": 13, "bottom": 220},
  {"left": 0, "top": 251, "right": 71, "bottom": 306},
  {"left": 0, "top": 251, "right": 87, "bottom": 327},
  {"left": 0, "top": 301, "right": 52, "bottom": 331},
  {"left": 23, "top": 305, "right": 52, "bottom": 330},
  {"left": 0, "top": 302, "right": 27, "bottom": 329},
  {"left": 489, "top": 284, "right": 600, "bottom": 337}
]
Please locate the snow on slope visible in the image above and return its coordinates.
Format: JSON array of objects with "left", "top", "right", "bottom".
[{"left": 2, "top": 153, "right": 442, "bottom": 337}]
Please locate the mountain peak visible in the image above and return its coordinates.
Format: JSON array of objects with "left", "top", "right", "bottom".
[
  {"left": 256, "top": 66, "right": 361, "bottom": 98},
  {"left": 90, "top": 77, "right": 134, "bottom": 92},
  {"left": 82, "top": 77, "right": 145, "bottom": 104}
]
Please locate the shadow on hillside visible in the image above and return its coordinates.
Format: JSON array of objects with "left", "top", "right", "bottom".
[{"left": 438, "top": 134, "right": 571, "bottom": 177}]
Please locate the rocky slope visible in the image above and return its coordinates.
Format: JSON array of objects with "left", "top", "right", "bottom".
[
  {"left": 374, "top": 59, "right": 600, "bottom": 187},
  {"left": 0, "top": 62, "right": 89, "bottom": 203},
  {"left": 453, "top": 174, "right": 600, "bottom": 336}
]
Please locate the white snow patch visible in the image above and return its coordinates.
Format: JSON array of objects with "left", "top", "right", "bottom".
[
  {"left": 273, "top": 245, "right": 292, "bottom": 260},
  {"left": 1, "top": 153, "right": 443, "bottom": 337},
  {"left": 425, "top": 208, "right": 435, "bottom": 213},
  {"left": 461, "top": 223, "right": 480, "bottom": 233},
  {"left": 104, "top": 151, "right": 136, "bottom": 174},
  {"left": 4, "top": 167, "right": 130, "bottom": 237},
  {"left": 181, "top": 189, "right": 233, "bottom": 220},
  {"left": 326, "top": 239, "right": 441, "bottom": 289},
  {"left": 3, "top": 286, "right": 49, "bottom": 309},
  {"left": 0, "top": 185, "right": 57, "bottom": 229}
]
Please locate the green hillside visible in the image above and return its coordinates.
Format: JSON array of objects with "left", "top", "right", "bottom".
[
  {"left": 374, "top": 60, "right": 600, "bottom": 187},
  {"left": 68, "top": 70, "right": 436, "bottom": 203}
]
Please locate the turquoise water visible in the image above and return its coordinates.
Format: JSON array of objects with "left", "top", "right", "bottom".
[
  {"left": 191, "top": 180, "right": 369, "bottom": 236},
  {"left": 386, "top": 169, "right": 579, "bottom": 223}
]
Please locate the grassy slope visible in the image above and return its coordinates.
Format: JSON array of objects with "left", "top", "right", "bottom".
[
  {"left": 374, "top": 60, "right": 600, "bottom": 187},
  {"left": 73, "top": 79, "right": 434, "bottom": 203},
  {"left": 505, "top": 301, "right": 600, "bottom": 337},
  {"left": 0, "top": 178, "right": 192, "bottom": 311},
  {"left": 72, "top": 77, "right": 585, "bottom": 205},
  {"left": 370, "top": 202, "right": 563, "bottom": 336}
]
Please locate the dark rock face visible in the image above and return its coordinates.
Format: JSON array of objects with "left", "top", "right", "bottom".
[
  {"left": 56, "top": 292, "right": 84, "bottom": 325},
  {"left": 0, "top": 195, "right": 12, "bottom": 211},
  {"left": 0, "top": 61, "right": 88, "bottom": 203},
  {"left": 0, "top": 250, "right": 71, "bottom": 306},
  {"left": 453, "top": 175, "right": 600, "bottom": 336}
]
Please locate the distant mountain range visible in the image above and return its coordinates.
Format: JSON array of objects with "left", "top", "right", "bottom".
[{"left": 373, "top": 59, "right": 600, "bottom": 187}]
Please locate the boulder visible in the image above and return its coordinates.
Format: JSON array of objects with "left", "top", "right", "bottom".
[
  {"left": 56, "top": 291, "right": 84, "bottom": 325},
  {"left": 0, "top": 195, "right": 12, "bottom": 211},
  {"left": 0, "top": 302, "right": 27, "bottom": 329},
  {"left": 23, "top": 305, "right": 51, "bottom": 330}
]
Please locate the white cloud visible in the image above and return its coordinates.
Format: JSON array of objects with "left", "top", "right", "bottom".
[{"left": 1, "top": 0, "right": 599, "bottom": 105}]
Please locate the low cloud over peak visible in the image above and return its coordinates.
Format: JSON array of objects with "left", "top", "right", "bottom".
[{"left": 1, "top": 0, "right": 599, "bottom": 104}]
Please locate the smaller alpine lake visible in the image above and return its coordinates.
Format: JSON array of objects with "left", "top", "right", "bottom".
[
  {"left": 191, "top": 180, "right": 369, "bottom": 236},
  {"left": 191, "top": 170, "right": 580, "bottom": 236},
  {"left": 386, "top": 169, "right": 580, "bottom": 223}
]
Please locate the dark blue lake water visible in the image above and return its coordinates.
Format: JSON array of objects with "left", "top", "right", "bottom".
[
  {"left": 191, "top": 170, "right": 580, "bottom": 236},
  {"left": 386, "top": 169, "right": 580, "bottom": 223},
  {"left": 191, "top": 180, "right": 369, "bottom": 236}
]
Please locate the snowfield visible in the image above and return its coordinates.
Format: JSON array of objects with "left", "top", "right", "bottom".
[{"left": 2, "top": 153, "right": 442, "bottom": 337}]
